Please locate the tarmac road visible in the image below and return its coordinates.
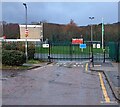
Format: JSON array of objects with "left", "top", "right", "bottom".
[{"left": 2, "top": 61, "right": 118, "bottom": 105}]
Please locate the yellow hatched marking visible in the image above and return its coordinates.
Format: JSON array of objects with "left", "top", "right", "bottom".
[{"left": 98, "top": 72, "right": 110, "bottom": 103}]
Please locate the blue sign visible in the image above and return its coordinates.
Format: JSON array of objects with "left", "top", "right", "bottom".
[{"left": 80, "top": 44, "right": 86, "bottom": 48}]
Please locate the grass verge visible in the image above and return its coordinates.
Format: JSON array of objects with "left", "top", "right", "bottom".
[
  {"left": 1, "top": 59, "right": 45, "bottom": 70},
  {"left": 1, "top": 65, "right": 30, "bottom": 70}
]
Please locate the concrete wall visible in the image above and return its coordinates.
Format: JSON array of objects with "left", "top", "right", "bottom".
[{"left": 19, "top": 24, "right": 43, "bottom": 40}]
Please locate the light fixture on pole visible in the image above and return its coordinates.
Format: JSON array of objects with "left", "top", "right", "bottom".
[
  {"left": 89, "top": 16, "right": 94, "bottom": 67},
  {"left": 23, "top": 3, "right": 28, "bottom": 62}
]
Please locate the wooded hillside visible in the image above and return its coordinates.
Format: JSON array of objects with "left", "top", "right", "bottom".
[
  {"left": 1, "top": 21, "right": 120, "bottom": 42},
  {"left": 43, "top": 20, "right": 119, "bottom": 42}
]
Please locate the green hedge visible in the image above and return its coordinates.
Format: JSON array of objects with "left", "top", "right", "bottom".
[
  {"left": 2, "top": 50, "right": 26, "bottom": 66},
  {"left": 2, "top": 42, "right": 35, "bottom": 59},
  {"left": 27, "top": 43, "right": 35, "bottom": 60}
]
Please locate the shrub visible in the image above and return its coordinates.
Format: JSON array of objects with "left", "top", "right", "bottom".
[
  {"left": 2, "top": 42, "right": 17, "bottom": 50},
  {"left": 28, "top": 42, "right": 35, "bottom": 59},
  {"left": 2, "top": 41, "right": 35, "bottom": 59},
  {"left": 2, "top": 50, "right": 26, "bottom": 66}
]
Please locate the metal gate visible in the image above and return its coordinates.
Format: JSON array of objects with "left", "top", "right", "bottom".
[
  {"left": 50, "top": 42, "right": 90, "bottom": 61},
  {"left": 34, "top": 41, "right": 111, "bottom": 62},
  {"left": 108, "top": 42, "right": 120, "bottom": 62}
]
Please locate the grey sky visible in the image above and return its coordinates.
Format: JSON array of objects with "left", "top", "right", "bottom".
[{"left": 2, "top": 2, "right": 118, "bottom": 26}]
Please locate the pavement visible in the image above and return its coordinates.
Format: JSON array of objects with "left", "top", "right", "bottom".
[
  {"left": 2, "top": 62, "right": 51, "bottom": 79},
  {"left": 23, "top": 62, "right": 51, "bottom": 70},
  {"left": 90, "top": 61, "right": 120, "bottom": 101}
]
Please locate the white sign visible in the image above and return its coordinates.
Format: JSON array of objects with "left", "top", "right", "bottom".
[
  {"left": 97, "top": 44, "right": 100, "bottom": 48},
  {"left": 42, "top": 44, "right": 49, "bottom": 48},
  {"left": 93, "top": 44, "right": 96, "bottom": 48}
]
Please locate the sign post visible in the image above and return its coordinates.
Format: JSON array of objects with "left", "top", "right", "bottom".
[{"left": 25, "top": 29, "right": 28, "bottom": 63}]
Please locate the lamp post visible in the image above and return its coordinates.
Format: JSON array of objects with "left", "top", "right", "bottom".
[
  {"left": 89, "top": 16, "right": 94, "bottom": 67},
  {"left": 23, "top": 3, "right": 28, "bottom": 62}
]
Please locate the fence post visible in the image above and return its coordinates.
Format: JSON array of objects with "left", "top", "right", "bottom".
[
  {"left": 91, "top": 41, "right": 94, "bottom": 67},
  {"left": 116, "top": 42, "right": 119, "bottom": 62},
  {"left": 103, "top": 42, "right": 105, "bottom": 63},
  {"left": 48, "top": 42, "right": 51, "bottom": 62},
  {"left": 70, "top": 43, "right": 72, "bottom": 61},
  {"left": 103, "top": 49, "right": 105, "bottom": 63},
  {"left": 89, "top": 42, "right": 91, "bottom": 60}
]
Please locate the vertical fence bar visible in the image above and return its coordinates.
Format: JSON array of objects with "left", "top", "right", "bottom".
[
  {"left": 70, "top": 43, "right": 72, "bottom": 61},
  {"left": 48, "top": 42, "right": 51, "bottom": 62},
  {"left": 62, "top": 43, "right": 63, "bottom": 60},
  {"left": 103, "top": 42, "right": 106, "bottom": 63},
  {"left": 116, "top": 42, "right": 119, "bottom": 62},
  {"left": 89, "top": 42, "right": 90, "bottom": 61}
]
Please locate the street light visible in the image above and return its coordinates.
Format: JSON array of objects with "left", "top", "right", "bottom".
[
  {"left": 23, "top": 3, "right": 28, "bottom": 63},
  {"left": 89, "top": 16, "right": 94, "bottom": 67}
]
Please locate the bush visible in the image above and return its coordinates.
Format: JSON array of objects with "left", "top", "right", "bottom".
[
  {"left": 2, "top": 42, "right": 17, "bottom": 50},
  {"left": 2, "top": 50, "right": 26, "bottom": 66},
  {"left": 2, "top": 41, "right": 35, "bottom": 60},
  {"left": 28, "top": 42, "right": 35, "bottom": 59}
]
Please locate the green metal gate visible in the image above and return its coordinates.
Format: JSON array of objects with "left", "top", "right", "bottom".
[
  {"left": 50, "top": 42, "right": 90, "bottom": 61},
  {"left": 34, "top": 41, "right": 111, "bottom": 62},
  {"left": 108, "top": 42, "right": 120, "bottom": 62}
]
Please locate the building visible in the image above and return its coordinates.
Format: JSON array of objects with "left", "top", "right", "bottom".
[{"left": 19, "top": 23, "right": 43, "bottom": 41}]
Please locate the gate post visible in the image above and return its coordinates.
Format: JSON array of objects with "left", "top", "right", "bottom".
[
  {"left": 91, "top": 41, "right": 94, "bottom": 67},
  {"left": 116, "top": 42, "right": 119, "bottom": 62},
  {"left": 48, "top": 42, "right": 51, "bottom": 62},
  {"left": 103, "top": 48, "right": 105, "bottom": 63},
  {"left": 103, "top": 41, "right": 105, "bottom": 63},
  {"left": 103, "top": 30, "right": 106, "bottom": 63}
]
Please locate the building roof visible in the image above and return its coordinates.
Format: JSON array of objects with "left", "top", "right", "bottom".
[{"left": 19, "top": 25, "right": 42, "bottom": 28}]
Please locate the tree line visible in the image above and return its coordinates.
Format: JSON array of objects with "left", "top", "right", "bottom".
[
  {"left": 43, "top": 20, "right": 120, "bottom": 43},
  {"left": 1, "top": 20, "right": 120, "bottom": 42}
]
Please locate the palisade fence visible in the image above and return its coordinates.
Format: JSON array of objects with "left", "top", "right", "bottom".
[
  {"left": 34, "top": 41, "right": 120, "bottom": 62},
  {"left": 1, "top": 39, "right": 119, "bottom": 63},
  {"left": 108, "top": 42, "right": 120, "bottom": 62},
  {"left": 35, "top": 41, "right": 91, "bottom": 61}
]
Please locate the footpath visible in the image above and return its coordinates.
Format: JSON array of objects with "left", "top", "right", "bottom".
[
  {"left": 2, "top": 62, "right": 51, "bottom": 79},
  {"left": 90, "top": 61, "right": 120, "bottom": 101}
]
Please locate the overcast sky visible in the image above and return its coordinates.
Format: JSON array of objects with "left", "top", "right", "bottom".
[{"left": 2, "top": 2, "right": 118, "bottom": 26}]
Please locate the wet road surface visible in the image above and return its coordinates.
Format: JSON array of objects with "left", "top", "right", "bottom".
[{"left": 2, "top": 61, "right": 118, "bottom": 105}]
